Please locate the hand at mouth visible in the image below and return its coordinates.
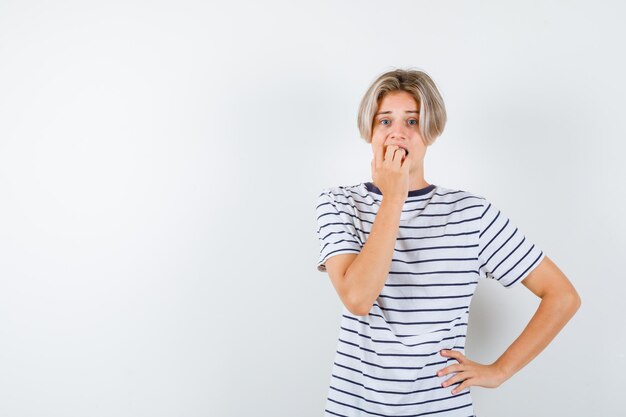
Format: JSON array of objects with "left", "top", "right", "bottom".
[{"left": 385, "top": 143, "right": 409, "bottom": 156}]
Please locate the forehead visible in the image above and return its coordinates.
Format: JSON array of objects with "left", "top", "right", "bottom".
[{"left": 376, "top": 91, "right": 419, "bottom": 114}]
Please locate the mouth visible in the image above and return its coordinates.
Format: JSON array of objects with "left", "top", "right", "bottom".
[{"left": 385, "top": 143, "right": 409, "bottom": 157}]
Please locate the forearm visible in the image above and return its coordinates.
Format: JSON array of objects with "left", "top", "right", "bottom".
[
  {"left": 344, "top": 198, "right": 403, "bottom": 315},
  {"left": 493, "top": 291, "right": 581, "bottom": 381}
]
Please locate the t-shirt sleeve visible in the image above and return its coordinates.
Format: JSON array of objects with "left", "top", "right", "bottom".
[
  {"left": 315, "top": 189, "right": 362, "bottom": 273},
  {"left": 477, "top": 197, "right": 545, "bottom": 288}
]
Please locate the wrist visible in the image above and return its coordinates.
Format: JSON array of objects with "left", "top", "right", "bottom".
[
  {"left": 381, "top": 197, "right": 405, "bottom": 209},
  {"left": 491, "top": 360, "right": 513, "bottom": 385}
]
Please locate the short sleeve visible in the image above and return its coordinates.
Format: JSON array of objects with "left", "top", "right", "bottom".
[
  {"left": 315, "top": 190, "right": 362, "bottom": 273},
  {"left": 477, "top": 198, "right": 545, "bottom": 288}
]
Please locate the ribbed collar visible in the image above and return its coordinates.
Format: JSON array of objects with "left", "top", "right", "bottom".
[{"left": 364, "top": 182, "right": 436, "bottom": 197}]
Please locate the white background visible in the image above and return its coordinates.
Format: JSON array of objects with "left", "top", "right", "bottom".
[{"left": 1, "top": 1, "right": 624, "bottom": 416}]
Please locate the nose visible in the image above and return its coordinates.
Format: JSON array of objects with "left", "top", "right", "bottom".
[
  {"left": 388, "top": 124, "right": 410, "bottom": 142},
  {"left": 387, "top": 132, "right": 408, "bottom": 145}
]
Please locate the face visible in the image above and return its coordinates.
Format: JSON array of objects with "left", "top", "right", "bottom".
[{"left": 370, "top": 90, "right": 427, "bottom": 169}]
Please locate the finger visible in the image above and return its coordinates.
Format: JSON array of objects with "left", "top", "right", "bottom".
[
  {"left": 389, "top": 146, "right": 404, "bottom": 165},
  {"left": 440, "top": 349, "right": 466, "bottom": 363},
  {"left": 384, "top": 144, "right": 396, "bottom": 164},
  {"left": 452, "top": 379, "right": 473, "bottom": 395},
  {"left": 402, "top": 148, "right": 411, "bottom": 168},
  {"left": 442, "top": 371, "right": 469, "bottom": 388},
  {"left": 437, "top": 364, "right": 461, "bottom": 377},
  {"left": 395, "top": 148, "right": 406, "bottom": 164}
]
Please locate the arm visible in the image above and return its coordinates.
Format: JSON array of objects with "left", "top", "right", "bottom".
[
  {"left": 325, "top": 197, "right": 404, "bottom": 316},
  {"left": 437, "top": 255, "right": 581, "bottom": 395},
  {"left": 492, "top": 255, "right": 581, "bottom": 379}
]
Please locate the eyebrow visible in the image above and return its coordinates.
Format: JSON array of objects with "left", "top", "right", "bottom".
[{"left": 375, "top": 110, "right": 419, "bottom": 117}]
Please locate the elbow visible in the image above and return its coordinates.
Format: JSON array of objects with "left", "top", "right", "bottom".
[
  {"left": 565, "top": 287, "right": 582, "bottom": 315},
  {"left": 347, "top": 305, "right": 371, "bottom": 317},
  {"left": 345, "top": 293, "right": 373, "bottom": 317},
  {"left": 348, "top": 303, "right": 372, "bottom": 317},
  {"left": 342, "top": 272, "right": 374, "bottom": 316},
  {"left": 551, "top": 288, "right": 581, "bottom": 318},
  {"left": 571, "top": 290, "right": 582, "bottom": 314}
]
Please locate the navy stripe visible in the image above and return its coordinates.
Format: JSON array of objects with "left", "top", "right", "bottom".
[
  {"left": 329, "top": 385, "right": 467, "bottom": 407},
  {"left": 478, "top": 201, "right": 493, "bottom": 225},
  {"left": 373, "top": 303, "right": 470, "bottom": 313},
  {"left": 394, "top": 216, "right": 481, "bottom": 230},
  {"left": 333, "top": 360, "right": 459, "bottom": 384},
  {"left": 342, "top": 314, "right": 468, "bottom": 337},
  {"left": 338, "top": 338, "right": 467, "bottom": 359},
  {"left": 395, "top": 243, "right": 478, "bottom": 253},
  {"left": 333, "top": 361, "right": 428, "bottom": 383},
  {"left": 331, "top": 373, "right": 449, "bottom": 396},
  {"left": 336, "top": 344, "right": 465, "bottom": 366},
  {"left": 367, "top": 312, "right": 467, "bottom": 326},
  {"left": 396, "top": 230, "right": 479, "bottom": 240},
  {"left": 503, "top": 250, "right": 543, "bottom": 287},
  {"left": 320, "top": 247, "right": 360, "bottom": 261},
  {"left": 384, "top": 281, "right": 478, "bottom": 288},
  {"left": 390, "top": 256, "right": 476, "bottom": 265},
  {"left": 479, "top": 217, "right": 510, "bottom": 257},
  {"left": 318, "top": 229, "right": 358, "bottom": 241},
  {"left": 317, "top": 218, "right": 356, "bottom": 237},
  {"left": 388, "top": 269, "right": 479, "bottom": 276},
  {"left": 340, "top": 325, "right": 467, "bottom": 347},
  {"left": 491, "top": 235, "right": 526, "bottom": 278},
  {"left": 319, "top": 235, "right": 361, "bottom": 252},
  {"left": 337, "top": 350, "right": 435, "bottom": 370},
  {"left": 378, "top": 293, "right": 473, "bottom": 300},
  {"left": 324, "top": 409, "right": 348, "bottom": 417},
  {"left": 326, "top": 397, "right": 473, "bottom": 417},
  {"left": 479, "top": 226, "right": 517, "bottom": 269},
  {"left": 323, "top": 217, "right": 482, "bottom": 236}
]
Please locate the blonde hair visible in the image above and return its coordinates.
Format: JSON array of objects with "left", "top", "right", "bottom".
[{"left": 357, "top": 67, "right": 447, "bottom": 146}]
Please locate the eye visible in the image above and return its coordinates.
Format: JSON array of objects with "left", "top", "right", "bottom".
[{"left": 378, "top": 118, "right": 418, "bottom": 126}]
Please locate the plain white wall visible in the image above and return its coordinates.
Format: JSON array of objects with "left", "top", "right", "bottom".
[{"left": 0, "top": 1, "right": 624, "bottom": 416}]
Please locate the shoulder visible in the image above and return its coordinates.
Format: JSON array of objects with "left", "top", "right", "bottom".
[
  {"left": 434, "top": 184, "right": 487, "bottom": 206},
  {"left": 316, "top": 182, "right": 366, "bottom": 203}
]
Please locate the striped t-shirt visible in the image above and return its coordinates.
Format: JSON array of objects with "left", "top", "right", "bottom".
[{"left": 315, "top": 181, "right": 545, "bottom": 417}]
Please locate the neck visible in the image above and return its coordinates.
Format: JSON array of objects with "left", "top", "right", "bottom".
[{"left": 408, "top": 164, "right": 429, "bottom": 190}]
